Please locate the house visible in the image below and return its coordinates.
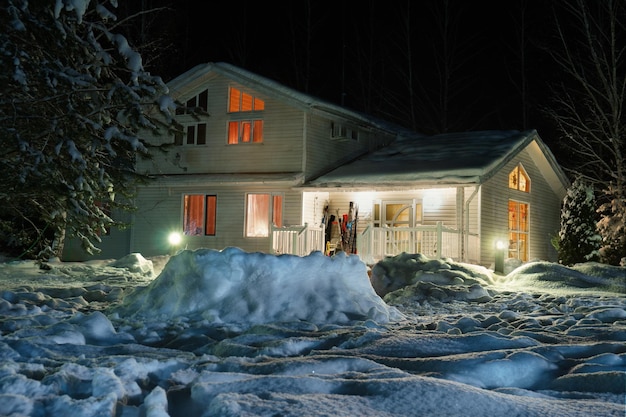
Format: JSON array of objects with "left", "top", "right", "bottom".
[
  {"left": 62, "top": 62, "right": 569, "bottom": 268},
  {"left": 303, "top": 130, "right": 570, "bottom": 267}
]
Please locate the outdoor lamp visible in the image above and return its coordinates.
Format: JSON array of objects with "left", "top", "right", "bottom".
[
  {"left": 495, "top": 239, "right": 507, "bottom": 274},
  {"left": 168, "top": 232, "right": 182, "bottom": 254}
]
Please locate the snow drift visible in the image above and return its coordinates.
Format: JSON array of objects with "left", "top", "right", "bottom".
[{"left": 112, "top": 247, "right": 403, "bottom": 328}]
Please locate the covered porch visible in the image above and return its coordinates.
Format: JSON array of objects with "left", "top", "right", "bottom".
[
  {"left": 271, "top": 186, "right": 482, "bottom": 264},
  {"left": 270, "top": 221, "right": 480, "bottom": 265},
  {"left": 357, "top": 222, "right": 480, "bottom": 265}
]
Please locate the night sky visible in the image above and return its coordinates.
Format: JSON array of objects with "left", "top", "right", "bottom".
[{"left": 123, "top": 1, "right": 573, "bottom": 156}]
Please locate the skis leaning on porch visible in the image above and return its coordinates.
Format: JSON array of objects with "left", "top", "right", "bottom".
[{"left": 324, "top": 202, "right": 358, "bottom": 256}]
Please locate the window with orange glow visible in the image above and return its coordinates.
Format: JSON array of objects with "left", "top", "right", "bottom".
[
  {"left": 227, "top": 120, "right": 263, "bottom": 144},
  {"left": 205, "top": 195, "right": 217, "bottom": 235},
  {"left": 228, "top": 87, "right": 264, "bottom": 112},
  {"left": 508, "top": 200, "right": 529, "bottom": 261},
  {"left": 228, "top": 87, "right": 265, "bottom": 144},
  {"left": 508, "top": 164, "right": 530, "bottom": 192},
  {"left": 245, "top": 193, "right": 283, "bottom": 237},
  {"left": 183, "top": 194, "right": 217, "bottom": 236}
]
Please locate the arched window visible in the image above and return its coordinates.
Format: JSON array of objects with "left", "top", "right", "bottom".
[{"left": 508, "top": 164, "right": 530, "bottom": 192}]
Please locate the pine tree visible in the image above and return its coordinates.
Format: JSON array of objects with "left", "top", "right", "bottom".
[
  {"left": 596, "top": 184, "right": 626, "bottom": 266},
  {"left": 0, "top": 1, "right": 179, "bottom": 259},
  {"left": 558, "top": 177, "right": 601, "bottom": 265}
]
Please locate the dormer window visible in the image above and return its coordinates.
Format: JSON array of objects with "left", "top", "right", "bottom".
[
  {"left": 228, "top": 87, "right": 265, "bottom": 144},
  {"left": 508, "top": 163, "right": 530, "bottom": 192}
]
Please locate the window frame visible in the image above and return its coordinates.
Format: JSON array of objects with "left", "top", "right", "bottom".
[
  {"left": 227, "top": 87, "right": 265, "bottom": 144},
  {"left": 508, "top": 199, "right": 529, "bottom": 261},
  {"left": 182, "top": 194, "right": 217, "bottom": 236},
  {"left": 508, "top": 163, "right": 531, "bottom": 192},
  {"left": 174, "top": 89, "right": 209, "bottom": 146},
  {"left": 227, "top": 119, "right": 264, "bottom": 144},
  {"left": 228, "top": 87, "right": 265, "bottom": 113},
  {"left": 244, "top": 193, "right": 283, "bottom": 238}
]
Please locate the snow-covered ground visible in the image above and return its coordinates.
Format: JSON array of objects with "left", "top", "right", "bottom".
[{"left": 0, "top": 247, "right": 624, "bottom": 417}]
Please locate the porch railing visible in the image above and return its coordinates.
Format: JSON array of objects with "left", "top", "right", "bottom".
[
  {"left": 357, "top": 222, "right": 480, "bottom": 264},
  {"left": 270, "top": 223, "right": 325, "bottom": 257}
]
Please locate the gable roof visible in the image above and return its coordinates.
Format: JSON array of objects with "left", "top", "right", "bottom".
[
  {"left": 166, "top": 62, "right": 406, "bottom": 135},
  {"left": 305, "top": 130, "right": 569, "bottom": 196}
]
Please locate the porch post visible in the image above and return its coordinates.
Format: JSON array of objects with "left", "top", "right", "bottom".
[
  {"left": 436, "top": 221, "right": 443, "bottom": 257},
  {"left": 456, "top": 187, "right": 465, "bottom": 261}
]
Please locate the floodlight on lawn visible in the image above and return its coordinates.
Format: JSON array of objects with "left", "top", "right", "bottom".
[
  {"left": 168, "top": 232, "right": 182, "bottom": 254},
  {"left": 495, "top": 239, "right": 507, "bottom": 274}
]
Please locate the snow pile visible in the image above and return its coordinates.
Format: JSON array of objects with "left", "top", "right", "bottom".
[
  {"left": 370, "top": 252, "right": 495, "bottom": 303},
  {"left": 112, "top": 247, "right": 403, "bottom": 328},
  {"left": 500, "top": 261, "right": 626, "bottom": 294},
  {"left": 0, "top": 251, "right": 625, "bottom": 416}
]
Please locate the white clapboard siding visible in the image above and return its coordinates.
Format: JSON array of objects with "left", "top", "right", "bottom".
[
  {"left": 130, "top": 183, "right": 303, "bottom": 257},
  {"left": 480, "top": 146, "right": 561, "bottom": 266}
]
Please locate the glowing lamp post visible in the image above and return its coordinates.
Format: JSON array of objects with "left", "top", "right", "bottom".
[
  {"left": 168, "top": 232, "right": 182, "bottom": 255},
  {"left": 495, "top": 239, "right": 507, "bottom": 274}
]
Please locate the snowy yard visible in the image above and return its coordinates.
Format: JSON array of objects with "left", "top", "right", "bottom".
[{"left": 0, "top": 248, "right": 624, "bottom": 416}]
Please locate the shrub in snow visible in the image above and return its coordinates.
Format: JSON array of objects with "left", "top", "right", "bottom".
[{"left": 557, "top": 177, "right": 601, "bottom": 265}]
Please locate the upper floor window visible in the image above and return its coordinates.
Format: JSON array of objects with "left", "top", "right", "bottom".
[
  {"left": 330, "top": 121, "right": 358, "bottom": 140},
  {"left": 228, "top": 87, "right": 265, "bottom": 144},
  {"left": 229, "top": 87, "right": 265, "bottom": 112},
  {"left": 228, "top": 120, "right": 263, "bottom": 144},
  {"left": 175, "top": 89, "right": 209, "bottom": 145},
  {"left": 508, "top": 164, "right": 530, "bottom": 192}
]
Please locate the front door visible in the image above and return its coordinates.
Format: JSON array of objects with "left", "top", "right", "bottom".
[{"left": 378, "top": 200, "right": 421, "bottom": 254}]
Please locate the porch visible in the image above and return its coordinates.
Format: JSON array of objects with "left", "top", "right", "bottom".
[
  {"left": 270, "top": 222, "right": 479, "bottom": 265},
  {"left": 357, "top": 222, "right": 480, "bottom": 264},
  {"left": 270, "top": 223, "right": 326, "bottom": 257}
]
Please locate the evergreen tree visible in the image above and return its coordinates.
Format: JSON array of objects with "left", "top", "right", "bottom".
[
  {"left": 596, "top": 184, "right": 626, "bottom": 266},
  {"left": 0, "top": 1, "right": 178, "bottom": 259},
  {"left": 558, "top": 177, "right": 601, "bottom": 265}
]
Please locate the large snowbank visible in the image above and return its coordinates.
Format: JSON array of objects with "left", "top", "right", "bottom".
[
  {"left": 0, "top": 249, "right": 624, "bottom": 416},
  {"left": 111, "top": 247, "right": 403, "bottom": 329}
]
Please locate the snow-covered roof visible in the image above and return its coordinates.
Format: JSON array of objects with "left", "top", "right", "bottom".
[
  {"left": 305, "top": 130, "right": 568, "bottom": 192},
  {"left": 145, "top": 172, "right": 304, "bottom": 187},
  {"left": 166, "top": 62, "right": 407, "bottom": 135}
]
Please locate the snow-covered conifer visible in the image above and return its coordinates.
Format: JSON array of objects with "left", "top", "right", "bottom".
[
  {"left": 558, "top": 177, "right": 601, "bottom": 265},
  {"left": 596, "top": 184, "right": 626, "bottom": 266},
  {"left": 0, "top": 1, "right": 178, "bottom": 259}
]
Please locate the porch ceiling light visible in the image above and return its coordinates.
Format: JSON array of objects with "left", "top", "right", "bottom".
[{"left": 423, "top": 189, "right": 443, "bottom": 210}]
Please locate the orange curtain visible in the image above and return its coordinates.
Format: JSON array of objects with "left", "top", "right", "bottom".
[
  {"left": 205, "top": 195, "right": 216, "bottom": 235},
  {"left": 246, "top": 194, "right": 270, "bottom": 237}
]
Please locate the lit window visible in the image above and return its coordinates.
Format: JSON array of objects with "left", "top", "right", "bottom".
[
  {"left": 228, "top": 87, "right": 265, "bottom": 144},
  {"left": 508, "top": 200, "right": 529, "bottom": 261},
  {"left": 508, "top": 164, "right": 530, "bottom": 192},
  {"left": 228, "top": 87, "right": 264, "bottom": 112},
  {"left": 227, "top": 120, "right": 263, "bottom": 144},
  {"left": 183, "top": 194, "right": 217, "bottom": 236},
  {"left": 245, "top": 193, "right": 283, "bottom": 237}
]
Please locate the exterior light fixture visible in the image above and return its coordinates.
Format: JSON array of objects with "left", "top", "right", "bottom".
[
  {"left": 495, "top": 239, "right": 507, "bottom": 274},
  {"left": 168, "top": 232, "right": 182, "bottom": 254}
]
